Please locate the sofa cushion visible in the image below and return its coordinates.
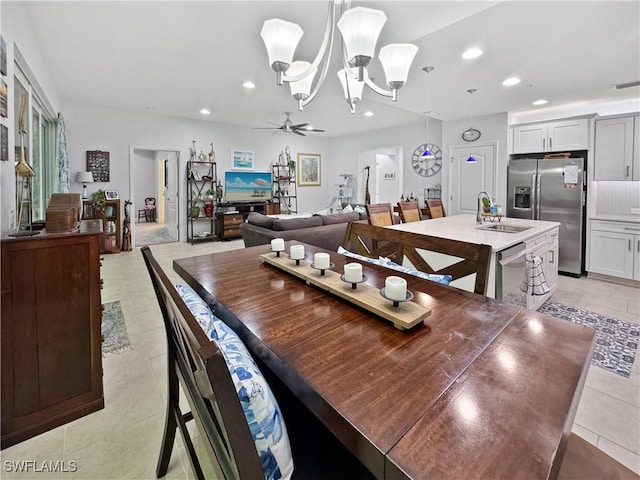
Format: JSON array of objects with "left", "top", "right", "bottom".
[
  {"left": 247, "top": 212, "right": 274, "bottom": 229},
  {"left": 272, "top": 215, "right": 322, "bottom": 231},
  {"left": 174, "top": 284, "right": 294, "bottom": 480},
  {"left": 318, "top": 212, "right": 361, "bottom": 225}
]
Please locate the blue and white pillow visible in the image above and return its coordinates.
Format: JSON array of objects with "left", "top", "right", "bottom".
[
  {"left": 175, "top": 285, "right": 294, "bottom": 480},
  {"left": 337, "top": 247, "right": 452, "bottom": 285}
]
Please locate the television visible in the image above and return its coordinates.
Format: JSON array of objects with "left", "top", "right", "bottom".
[{"left": 224, "top": 171, "right": 273, "bottom": 203}]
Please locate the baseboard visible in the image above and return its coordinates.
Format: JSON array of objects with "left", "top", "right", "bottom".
[{"left": 587, "top": 272, "right": 640, "bottom": 288}]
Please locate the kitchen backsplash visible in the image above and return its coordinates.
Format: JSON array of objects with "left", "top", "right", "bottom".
[{"left": 594, "top": 181, "right": 640, "bottom": 215}]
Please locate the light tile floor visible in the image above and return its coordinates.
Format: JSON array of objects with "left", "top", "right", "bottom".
[{"left": 2, "top": 240, "right": 639, "bottom": 478}]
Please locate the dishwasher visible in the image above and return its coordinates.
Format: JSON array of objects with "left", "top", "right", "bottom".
[{"left": 496, "top": 242, "right": 527, "bottom": 308}]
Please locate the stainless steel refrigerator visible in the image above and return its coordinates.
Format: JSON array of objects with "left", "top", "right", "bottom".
[{"left": 507, "top": 157, "right": 586, "bottom": 276}]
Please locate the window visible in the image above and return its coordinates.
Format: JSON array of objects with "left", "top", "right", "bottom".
[{"left": 14, "top": 51, "right": 57, "bottom": 223}]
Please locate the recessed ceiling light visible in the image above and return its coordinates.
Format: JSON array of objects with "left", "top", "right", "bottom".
[
  {"left": 200, "top": 109, "right": 210, "bottom": 115},
  {"left": 146, "top": 106, "right": 156, "bottom": 111},
  {"left": 462, "top": 47, "right": 483, "bottom": 59},
  {"left": 532, "top": 99, "right": 548, "bottom": 106},
  {"left": 243, "top": 81, "right": 256, "bottom": 89},
  {"left": 364, "top": 111, "right": 374, "bottom": 117},
  {"left": 502, "top": 77, "right": 521, "bottom": 86}
]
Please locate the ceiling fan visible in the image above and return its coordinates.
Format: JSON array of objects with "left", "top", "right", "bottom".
[{"left": 253, "top": 112, "right": 325, "bottom": 136}]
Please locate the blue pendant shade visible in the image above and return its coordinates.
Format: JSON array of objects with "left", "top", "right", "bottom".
[
  {"left": 421, "top": 149, "right": 435, "bottom": 159},
  {"left": 466, "top": 155, "right": 477, "bottom": 163}
]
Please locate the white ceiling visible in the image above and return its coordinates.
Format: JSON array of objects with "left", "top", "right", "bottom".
[{"left": 24, "top": 1, "right": 640, "bottom": 137}]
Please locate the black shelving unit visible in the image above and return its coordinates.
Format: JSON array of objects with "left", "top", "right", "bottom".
[
  {"left": 187, "top": 161, "right": 217, "bottom": 244},
  {"left": 272, "top": 164, "right": 297, "bottom": 214}
]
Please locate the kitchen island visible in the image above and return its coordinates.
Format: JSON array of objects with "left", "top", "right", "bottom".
[{"left": 386, "top": 214, "right": 560, "bottom": 309}]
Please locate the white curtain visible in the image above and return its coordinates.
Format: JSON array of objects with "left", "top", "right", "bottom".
[{"left": 57, "top": 112, "right": 70, "bottom": 192}]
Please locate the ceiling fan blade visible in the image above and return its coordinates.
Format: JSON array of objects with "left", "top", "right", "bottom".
[
  {"left": 266, "top": 121, "right": 283, "bottom": 127},
  {"left": 292, "top": 123, "right": 309, "bottom": 129},
  {"left": 251, "top": 127, "right": 281, "bottom": 130},
  {"left": 306, "top": 128, "right": 325, "bottom": 133},
  {"left": 293, "top": 129, "right": 305, "bottom": 136}
]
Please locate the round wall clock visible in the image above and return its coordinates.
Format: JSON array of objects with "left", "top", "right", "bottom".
[
  {"left": 462, "top": 128, "right": 481, "bottom": 142},
  {"left": 411, "top": 143, "right": 442, "bottom": 177}
]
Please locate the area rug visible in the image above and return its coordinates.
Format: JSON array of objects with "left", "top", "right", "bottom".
[
  {"left": 101, "top": 300, "right": 132, "bottom": 356},
  {"left": 538, "top": 301, "right": 639, "bottom": 378}
]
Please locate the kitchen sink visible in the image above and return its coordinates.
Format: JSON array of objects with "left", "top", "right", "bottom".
[{"left": 477, "top": 224, "right": 533, "bottom": 233}]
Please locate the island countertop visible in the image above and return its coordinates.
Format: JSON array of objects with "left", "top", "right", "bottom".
[{"left": 386, "top": 214, "right": 560, "bottom": 251}]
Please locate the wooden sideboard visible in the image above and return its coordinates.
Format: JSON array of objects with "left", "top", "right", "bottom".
[{"left": 1, "top": 221, "right": 104, "bottom": 448}]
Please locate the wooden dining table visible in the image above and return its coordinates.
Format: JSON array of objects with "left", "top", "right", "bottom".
[{"left": 173, "top": 242, "right": 595, "bottom": 479}]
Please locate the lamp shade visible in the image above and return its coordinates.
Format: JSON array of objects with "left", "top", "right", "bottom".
[
  {"left": 76, "top": 171, "right": 94, "bottom": 183},
  {"left": 337, "top": 7, "right": 386, "bottom": 66},
  {"left": 260, "top": 19, "right": 303, "bottom": 69},
  {"left": 337, "top": 68, "right": 364, "bottom": 102},
  {"left": 287, "top": 61, "right": 317, "bottom": 100},
  {"left": 379, "top": 43, "right": 418, "bottom": 87}
]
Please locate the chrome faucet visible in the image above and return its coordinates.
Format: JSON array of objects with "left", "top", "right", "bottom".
[{"left": 477, "top": 191, "right": 490, "bottom": 224}]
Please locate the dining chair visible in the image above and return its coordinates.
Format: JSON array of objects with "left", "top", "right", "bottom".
[
  {"left": 397, "top": 201, "right": 422, "bottom": 223},
  {"left": 141, "top": 246, "right": 374, "bottom": 480},
  {"left": 365, "top": 203, "right": 394, "bottom": 227},
  {"left": 424, "top": 199, "right": 445, "bottom": 219},
  {"left": 137, "top": 197, "right": 156, "bottom": 222}
]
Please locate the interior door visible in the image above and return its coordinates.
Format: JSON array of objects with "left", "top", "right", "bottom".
[
  {"left": 449, "top": 144, "right": 496, "bottom": 216},
  {"left": 164, "top": 155, "right": 179, "bottom": 241}
]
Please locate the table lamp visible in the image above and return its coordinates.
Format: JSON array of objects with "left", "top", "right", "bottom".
[{"left": 76, "top": 171, "right": 94, "bottom": 199}]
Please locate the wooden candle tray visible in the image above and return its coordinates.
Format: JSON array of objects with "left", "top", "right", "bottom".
[{"left": 260, "top": 253, "right": 431, "bottom": 330}]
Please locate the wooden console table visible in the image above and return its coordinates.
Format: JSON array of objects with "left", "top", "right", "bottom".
[
  {"left": 1, "top": 221, "right": 104, "bottom": 448},
  {"left": 173, "top": 242, "right": 595, "bottom": 479}
]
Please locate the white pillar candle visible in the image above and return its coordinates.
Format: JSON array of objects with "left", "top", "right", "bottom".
[
  {"left": 385, "top": 276, "right": 407, "bottom": 301},
  {"left": 290, "top": 244, "right": 305, "bottom": 260},
  {"left": 271, "top": 238, "right": 285, "bottom": 251},
  {"left": 314, "top": 252, "right": 330, "bottom": 270},
  {"left": 343, "top": 263, "right": 363, "bottom": 283}
]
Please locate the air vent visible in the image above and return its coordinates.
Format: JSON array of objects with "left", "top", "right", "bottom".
[{"left": 613, "top": 80, "right": 640, "bottom": 90}]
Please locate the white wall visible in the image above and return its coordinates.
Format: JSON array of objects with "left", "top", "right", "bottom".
[
  {"left": 443, "top": 112, "right": 508, "bottom": 207},
  {"left": 329, "top": 119, "right": 443, "bottom": 207},
  {"left": 132, "top": 149, "right": 156, "bottom": 219},
  {"left": 1, "top": 2, "right": 62, "bottom": 236},
  {"left": 375, "top": 154, "right": 398, "bottom": 204},
  {"left": 62, "top": 101, "right": 330, "bottom": 240}
]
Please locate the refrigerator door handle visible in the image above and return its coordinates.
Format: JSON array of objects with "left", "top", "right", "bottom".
[{"left": 535, "top": 173, "right": 541, "bottom": 219}]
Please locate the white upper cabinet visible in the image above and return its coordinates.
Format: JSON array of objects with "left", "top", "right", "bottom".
[
  {"left": 512, "top": 118, "right": 589, "bottom": 154},
  {"left": 594, "top": 115, "right": 639, "bottom": 181}
]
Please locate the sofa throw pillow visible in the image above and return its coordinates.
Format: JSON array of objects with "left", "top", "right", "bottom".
[
  {"left": 272, "top": 215, "right": 322, "bottom": 231},
  {"left": 319, "top": 212, "right": 360, "bottom": 225},
  {"left": 174, "top": 284, "right": 294, "bottom": 480},
  {"left": 247, "top": 212, "right": 274, "bottom": 229},
  {"left": 341, "top": 204, "right": 354, "bottom": 213}
]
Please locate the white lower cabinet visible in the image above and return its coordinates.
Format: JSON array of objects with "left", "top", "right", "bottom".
[{"left": 589, "top": 220, "right": 640, "bottom": 280}]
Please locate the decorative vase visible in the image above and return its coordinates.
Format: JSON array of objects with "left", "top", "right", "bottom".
[
  {"left": 190, "top": 206, "right": 200, "bottom": 218},
  {"left": 204, "top": 204, "right": 214, "bottom": 218}
]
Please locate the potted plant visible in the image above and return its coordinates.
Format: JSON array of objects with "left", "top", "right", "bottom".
[
  {"left": 481, "top": 196, "right": 491, "bottom": 213},
  {"left": 90, "top": 189, "right": 107, "bottom": 217},
  {"left": 205, "top": 188, "right": 215, "bottom": 200}
]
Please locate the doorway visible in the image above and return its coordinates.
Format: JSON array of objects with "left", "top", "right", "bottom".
[
  {"left": 448, "top": 143, "right": 497, "bottom": 216},
  {"left": 130, "top": 147, "right": 180, "bottom": 247},
  {"left": 356, "top": 145, "right": 403, "bottom": 205}
]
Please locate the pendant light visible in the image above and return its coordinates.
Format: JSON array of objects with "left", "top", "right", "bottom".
[
  {"left": 465, "top": 88, "right": 477, "bottom": 163},
  {"left": 421, "top": 66, "right": 435, "bottom": 159}
]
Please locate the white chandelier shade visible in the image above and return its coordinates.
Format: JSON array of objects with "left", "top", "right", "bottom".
[
  {"left": 261, "top": 1, "right": 417, "bottom": 113},
  {"left": 336, "top": 7, "right": 386, "bottom": 79},
  {"left": 288, "top": 61, "right": 317, "bottom": 108},
  {"left": 260, "top": 19, "right": 304, "bottom": 83},
  {"left": 337, "top": 68, "right": 364, "bottom": 112}
]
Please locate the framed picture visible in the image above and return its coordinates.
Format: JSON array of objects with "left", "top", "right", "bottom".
[
  {"left": 0, "top": 79, "right": 7, "bottom": 118},
  {"left": 105, "top": 189, "right": 119, "bottom": 200},
  {"left": 1, "top": 124, "right": 8, "bottom": 161},
  {"left": 231, "top": 149, "right": 254, "bottom": 170},
  {"left": 383, "top": 172, "right": 395, "bottom": 180},
  {"left": 297, "top": 153, "right": 321, "bottom": 186},
  {"left": 0, "top": 35, "right": 6, "bottom": 76},
  {"left": 86, "top": 150, "right": 110, "bottom": 182}
]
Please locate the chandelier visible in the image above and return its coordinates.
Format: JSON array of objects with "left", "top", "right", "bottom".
[{"left": 260, "top": 1, "right": 418, "bottom": 113}]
